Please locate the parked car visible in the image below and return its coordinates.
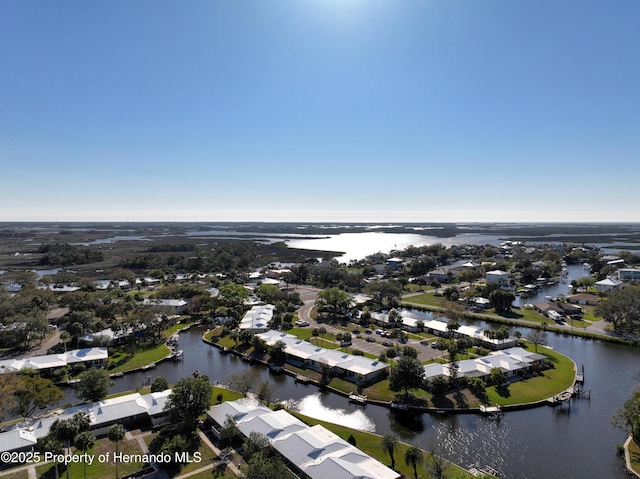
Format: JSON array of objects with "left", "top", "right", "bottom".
[
  {"left": 366, "top": 337, "right": 376, "bottom": 343},
  {"left": 375, "top": 329, "right": 384, "bottom": 335},
  {"left": 295, "top": 320, "right": 309, "bottom": 327},
  {"left": 382, "top": 340, "right": 393, "bottom": 347}
]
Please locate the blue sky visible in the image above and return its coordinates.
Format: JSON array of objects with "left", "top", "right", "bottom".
[{"left": 2, "top": 1, "right": 639, "bottom": 222}]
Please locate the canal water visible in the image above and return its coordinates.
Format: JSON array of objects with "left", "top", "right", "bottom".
[{"left": 98, "top": 325, "right": 639, "bottom": 479}]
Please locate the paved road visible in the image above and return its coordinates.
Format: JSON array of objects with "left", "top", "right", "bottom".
[{"left": 294, "top": 288, "right": 442, "bottom": 363}]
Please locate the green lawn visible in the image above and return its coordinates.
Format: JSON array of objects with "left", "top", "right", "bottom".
[
  {"left": 35, "top": 437, "right": 145, "bottom": 479},
  {"left": 108, "top": 343, "right": 171, "bottom": 372},
  {"left": 402, "top": 292, "right": 443, "bottom": 307},
  {"left": 211, "top": 386, "right": 243, "bottom": 404},
  {"left": 628, "top": 439, "right": 640, "bottom": 475},
  {"left": 484, "top": 345, "right": 576, "bottom": 405}
]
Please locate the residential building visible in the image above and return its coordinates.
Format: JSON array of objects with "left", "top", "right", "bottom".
[
  {"left": 0, "top": 348, "right": 108, "bottom": 376},
  {"left": 618, "top": 268, "right": 640, "bottom": 281},
  {"left": 486, "top": 270, "right": 509, "bottom": 285},
  {"left": 595, "top": 277, "right": 625, "bottom": 293},
  {"left": 207, "top": 398, "right": 400, "bottom": 479},
  {"left": 257, "top": 330, "right": 389, "bottom": 384},
  {"left": 0, "top": 390, "right": 172, "bottom": 453},
  {"left": 423, "top": 347, "right": 546, "bottom": 381},
  {"left": 239, "top": 304, "right": 275, "bottom": 332}
]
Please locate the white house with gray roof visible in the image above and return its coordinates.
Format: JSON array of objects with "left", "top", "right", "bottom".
[
  {"left": 0, "top": 348, "right": 108, "bottom": 376},
  {"left": 206, "top": 399, "right": 399, "bottom": 479},
  {"left": 257, "top": 330, "right": 389, "bottom": 384},
  {"left": 0, "top": 390, "right": 172, "bottom": 453}
]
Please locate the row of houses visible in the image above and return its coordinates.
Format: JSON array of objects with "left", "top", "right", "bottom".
[
  {"left": 207, "top": 398, "right": 400, "bottom": 479},
  {"left": 257, "top": 330, "right": 389, "bottom": 385},
  {"left": 0, "top": 347, "right": 108, "bottom": 376},
  {"left": 369, "top": 311, "right": 518, "bottom": 350},
  {"left": 0, "top": 389, "right": 172, "bottom": 453},
  {"left": 423, "top": 347, "right": 547, "bottom": 381}
]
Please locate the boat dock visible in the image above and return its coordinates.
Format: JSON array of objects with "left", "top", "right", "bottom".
[
  {"left": 348, "top": 394, "right": 367, "bottom": 405},
  {"left": 479, "top": 404, "right": 503, "bottom": 416},
  {"left": 295, "top": 374, "right": 310, "bottom": 384}
]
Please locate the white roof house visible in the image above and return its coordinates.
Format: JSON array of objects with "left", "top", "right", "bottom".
[
  {"left": 595, "top": 277, "right": 625, "bottom": 292},
  {"left": 423, "top": 347, "right": 546, "bottom": 381},
  {"left": 371, "top": 310, "right": 423, "bottom": 332},
  {"left": 256, "top": 331, "right": 389, "bottom": 384},
  {"left": 0, "top": 390, "right": 172, "bottom": 452},
  {"left": 239, "top": 304, "right": 275, "bottom": 332},
  {"left": 143, "top": 298, "right": 188, "bottom": 313},
  {"left": 0, "top": 348, "right": 108, "bottom": 374},
  {"left": 486, "top": 270, "right": 509, "bottom": 284},
  {"left": 207, "top": 399, "right": 400, "bottom": 479}
]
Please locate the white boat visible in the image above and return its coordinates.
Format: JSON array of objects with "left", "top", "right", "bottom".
[{"left": 172, "top": 350, "right": 183, "bottom": 361}]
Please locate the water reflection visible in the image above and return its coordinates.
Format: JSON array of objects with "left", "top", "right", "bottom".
[{"left": 287, "top": 392, "right": 376, "bottom": 433}]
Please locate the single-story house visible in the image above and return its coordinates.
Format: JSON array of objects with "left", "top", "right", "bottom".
[
  {"left": 257, "top": 330, "right": 389, "bottom": 385},
  {"left": 0, "top": 348, "right": 108, "bottom": 376},
  {"left": 0, "top": 390, "right": 172, "bottom": 453},
  {"left": 566, "top": 293, "right": 599, "bottom": 306},
  {"left": 370, "top": 311, "right": 423, "bottom": 332},
  {"left": 595, "top": 277, "right": 625, "bottom": 293},
  {"left": 143, "top": 299, "right": 188, "bottom": 314},
  {"left": 239, "top": 304, "right": 275, "bottom": 332},
  {"left": 486, "top": 270, "right": 509, "bottom": 285},
  {"left": 427, "top": 268, "right": 455, "bottom": 283},
  {"left": 207, "top": 399, "right": 400, "bottom": 479},
  {"left": 421, "top": 320, "right": 517, "bottom": 350},
  {"left": 423, "top": 347, "right": 546, "bottom": 382}
]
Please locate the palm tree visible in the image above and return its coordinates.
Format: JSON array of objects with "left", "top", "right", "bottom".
[
  {"left": 404, "top": 445, "right": 424, "bottom": 479},
  {"left": 60, "top": 331, "right": 71, "bottom": 352},
  {"left": 74, "top": 431, "right": 95, "bottom": 479},
  {"left": 51, "top": 419, "right": 77, "bottom": 479},
  {"left": 380, "top": 433, "right": 400, "bottom": 470},
  {"left": 108, "top": 424, "right": 126, "bottom": 479}
]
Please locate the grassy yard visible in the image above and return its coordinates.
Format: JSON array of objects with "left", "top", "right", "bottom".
[
  {"left": 211, "top": 386, "right": 243, "bottom": 404},
  {"left": 35, "top": 437, "right": 145, "bottom": 479},
  {"left": 402, "top": 292, "right": 443, "bottom": 307},
  {"left": 484, "top": 345, "right": 576, "bottom": 405},
  {"left": 108, "top": 343, "right": 171, "bottom": 372},
  {"left": 628, "top": 439, "right": 640, "bottom": 475}
]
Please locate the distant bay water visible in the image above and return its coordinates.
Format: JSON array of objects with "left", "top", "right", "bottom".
[{"left": 285, "top": 232, "right": 504, "bottom": 262}]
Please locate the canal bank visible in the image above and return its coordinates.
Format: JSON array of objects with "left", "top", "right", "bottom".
[
  {"left": 76, "top": 325, "right": 639, "bottom": 479},
  {"left": 203, "top": 328, "right": 578, "bottom": 416}
]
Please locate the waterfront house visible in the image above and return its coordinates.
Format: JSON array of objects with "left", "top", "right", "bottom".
[
  {"left": 595, "top": 277, "right": 625, "bottom": 293},
  {"left": 239, "top": 304, "right": 274, "bottom": 332},
  {"left": 0, "top": 390, "right": 172, "bottom": 453},
  {"left": 256, "top": 330, "right": 389, "bottom": 384},
  {"left": 0, "top": 347, "right": 108, "bottom": 376},
  {"left": 423, "top": 347, "right": 546, "bottom": 382},
  {"left": 206, "top": 398, "right": 400, "bottom": 479}
]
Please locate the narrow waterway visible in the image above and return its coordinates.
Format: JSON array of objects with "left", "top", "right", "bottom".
[{"left": 99, "top": 326, "right": 639, "bottom": 479}]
